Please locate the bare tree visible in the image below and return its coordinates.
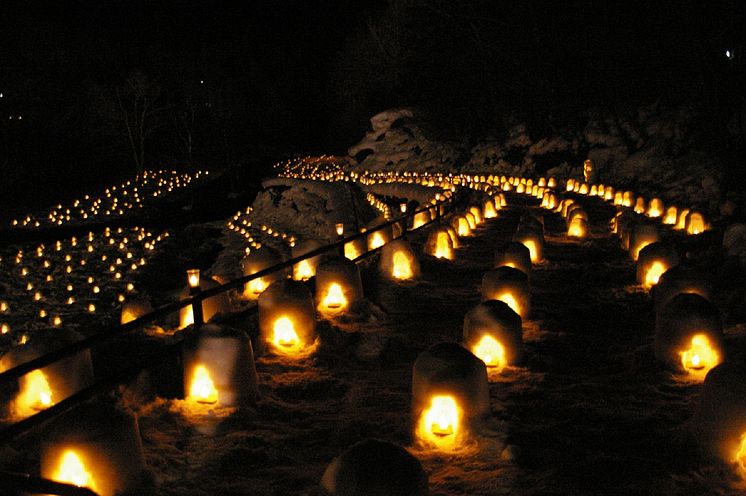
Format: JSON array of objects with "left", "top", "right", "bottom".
[{"left": 115, "top": 71, "right": 168, "bottom": 174}]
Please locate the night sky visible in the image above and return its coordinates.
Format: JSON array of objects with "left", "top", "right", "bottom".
[{"left": 0, "top": 1, "right": 743, "bottom": 213}]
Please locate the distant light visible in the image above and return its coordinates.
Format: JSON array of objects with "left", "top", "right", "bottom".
[
  {"left": 726, "top": 49, "right": 734, "bottom": 60},
  {"left": 200, "top": 80, "right": 204, "bottom": 84}
]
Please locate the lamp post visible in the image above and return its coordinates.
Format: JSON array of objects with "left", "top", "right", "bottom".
[{"left": 187, "top": 269, "right": 204, "bottom": 326}]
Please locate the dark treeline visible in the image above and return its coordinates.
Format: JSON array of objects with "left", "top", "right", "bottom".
[{"left": 0, "top": 0, "right": 744, "bottom": 213}]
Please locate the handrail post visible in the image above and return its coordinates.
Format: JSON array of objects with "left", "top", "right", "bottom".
[
  {"left": 186, "top": 269, "right": 204, "bottom": 326},
  {"left": 335, "top": 223, "right": 345, "bottom": 258}
]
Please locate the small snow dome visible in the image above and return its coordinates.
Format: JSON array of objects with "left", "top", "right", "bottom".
[
  {"left": 321, "top": 439, "right": 428, "bottom": 496},
  {"left": 425, "top": 227, "right": 455, "bottom": 260},
  {"left": 258, "top": 279, "right": 317, "bottom": 356},
  {"left": 40, "top": 402, "right": 146, "bottom": 496},
  {"left": 636, "top": 242, "right": 679, "bottom": 289},
  {"left": 468, "top": 206, "right": 483, "bottom": 225},
  {"left": 566, "top": 204, "right": 588, "bottom": 224},
  {"left": 452, "top": 215, "right": 472, "bottom": 237},
  {"left": 518, "top": 213, "right": 544, "bottom": 234},
  {"left": 379, "top": 239, "right": 420, "bottom": 282},
  {"left": 652, "top": 265, "right": 712, "bottom": 313},
  {"left": 120, "top": 297, "right": 153, "bottom": 325},
  {"left": 567, "top": 216, "right": 588, "bottom": 238},
  {"left": 366, "top": 221, "right": 392, "bottom": 251},
  {"left": 178, "top": 276, "right": 231, "bottom": 329},
  {"left": 674, "top": 208, "right": 690, "bottom": 230},
  {"left": 613, "top": 209, "right": 636, "bottom": 241},
  {"left": 315, "top": 258, "right": 364, "bottom": 315},
  {"left": 241, "top": 246, "right": 285, "bottom": 299},
  {"left": 483, "top": 198, "right": 498, "bottom": 218},
  {"left": 182, "top": 323, "right": 258, "bottom": 406},
  {"left": 481, "top": 266, "right": 531, "bottom": 318},
  {"left": 685, "top": 210, "right": 708, "bottom": 235},
  {"left": 692, "top": 363, "right": 746, "bottom": 473},
  {"left": 663, "top": 205, "right": 678, "bottom": 225},
  {"left": 628, "top": 223, "right": 660, "bottom": 261},
  {"left": 445, "top": 225, "right": 461, "bottom": 248},
  {"left": 583, "top": 158, "right": 596, "bottom": 183},
  {"left": 0, "top": 328, "right": 94, "bottom": 420},
  {"left": 655, "top": 293, "right": 724, "bottom": 380},
  {"left": 412, "top": 343, "right": 489, "bottom": 449},
  {"left": 291, "top": 239, "right": 323, "bottom": 281},
  {"left": 513, "top": 226, "right": 544, "bottom": 264},
  {"left": 633, "top": 196, "right": 646, "bottom": 214},
  {"left": 463, "top": 299, "right": 523, "bottom": 372},
  {"left": 646, "top": 198, "right": 664, "bottom": 218},
  {"left": 494, "top": 241, "right": 531, "bottom": 276},
  {"left": 412, "top": 209, "right": 431, "bottom": 229}
]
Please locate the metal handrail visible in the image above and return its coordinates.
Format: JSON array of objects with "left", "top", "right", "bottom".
[{"left": 0, "top": 195, "right": 454, "bottom": 388}]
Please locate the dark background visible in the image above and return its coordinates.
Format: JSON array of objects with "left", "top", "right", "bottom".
[{"left": 0, "top": 0, "right": 743, "bottom": 215}]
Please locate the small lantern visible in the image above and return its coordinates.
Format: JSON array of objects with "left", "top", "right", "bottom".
[
  {"left": 468, "top": 206, "right": 482, "bottom": 225},
  {"left": 335, "top": 223, "right": 344, "bottom": 237},
  {"left": 464, "top": 212, "right": 477, "bottom": 230},
  {"left": 674, "top": 208, "right": 690, "bottom": 230},
  {"left": 321, "top": 439, "right": 428, "bottom": 496},
  {"left": 633, "top": 196, "right": 646, "bottom": 214},
  {"left": 636, "top": 242, "right": 679, "bottom": 289},
  {"left": 241, "top": 247, "right": 285, "bottom": 299},
  {"left": 425, "top": 228, "right": 455, "bottom": 260},
  {"left": 258, "top": 280, "right": 318, "bottom": 356},
  {"left": 183, "top": 323, "right": 258, "bottom": 406},
  {"left": 40, "top": 403, "right": 146, "bottom": 496},
  {"left": 1, "top": 329, "right": 94, "bottom": 419},
  {"left": 483, "top": 199, "right": 497, "bottom": 219},
  {"left": 366, "top": 223, "right": 392, "bottom": 251},
  {"left": 652, "top": 265, "right": 712, "bottom": 313},
  {"left": 178, "top": 276, "right": 231, "bottom": 329},
  {"left": 344, "top": 237, "right": 366, "bottom": 261},
  {"left": 662, "top": 205, "right": 678, "bottom": 225},
  {"left": 445, "top": 225, "right": 461, "bottom": 248},
  {"left": 463, "top": 300, "right": 522, "bottom": 373},
  {"left": 453, "top": 216, "right": 472, "bottom": 237},
  {"left": 481, "top": 266, "right": 531, "bottom": 318},
  {"left": 412, "top": 343, "right": 489, "bottom": 450},
  {"left": 291, "top": 239, "right": 323, "bottom": 281},
  {"left": 315, "top": 258, "right": 364, "bottom": 315},
  {"left": 379, "top": 239, "right": 420, "bottom": 281},
  {"left": 646, "top": 198, "right": 664, "bottom": 218},
  {"left": 655, "top": 293, "right": 724, "bottom": 379},
  {"left": 567, "top": 216, "right": 588, "bottom": 238},
  {"left": 494, "top": 242, "right": 531, "bottom": 276},
  {"left": 513, "top": 230, "right": 544, "bottom": 264},
  {"left": 628, "top": 223, "right": 660, "bottom": 261},
  {"left": 120, "top": 298, "right": 154, "bottom": 325},
  {"left": 412, "top": 210, "right": 431, "bottom": 229},
  {"left": 685, "top": 210, "right": 707, "bottom": 235},
  {"left": 691, "top": 363, "right": 746, "bottom": 474}
]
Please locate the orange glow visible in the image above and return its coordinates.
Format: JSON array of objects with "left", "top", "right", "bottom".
[
  {"left": 735, "top": 432, "right": 746, "bottom": 478},
  {"left": 417, "top": 395, "right": 461, "bottom": 448},
  {"left": 247, "top": 277, "right": 269, "bottom": 297},
  {"left": 483, "top": 201, "right": 497, "bottom": 218},
  {"left": 496, "top": 293, "right": 521, "bottom": 316},
  {"left": 457, "top": 217, "right": 471, "bottom": 236},
  {"left": 392, "top": 251, "right": 413, "bottom": 280},
  {"left": 293, "top": 260, "right": 315, "bottom": 281},
  {"left": 643, "top": 261, "right": 667, "bottom": 289},
  {"left": 634, "top": 197, "right": 646, "bottom": 214},
  {"left": 17, "top": 369, "right": 54, "bottom": 415},
  {"left": 567, "top": 218, "right": 586, "bottom": 238},
  {"left": 521, "top": 239, "right": 539, "bottom": 263},
  {"left": 663, "top": 206, "right": 678, "bottom": 225},
  {"left": 472, "top": 335, "right": 506, "bottom": 370},
  {"left": 53, "top": 451, "right": 96, "bottom": 491},
  {"left": 674, "top": 209, "right": 689, "bottom": 230},
  {"left": 189, "top": 365, "right": 218, "bottom": 404},
  {"left": 630, "top": 241, "right": 652, "bottom": 262},
  {"left": 434, "top": 232, "right": 453, "bottom": 260},
  {"left": 344, "top": 242, "right": 361, "bottom": 260},
  {"left": 687, "top": 212, "right": 706, "bottom": 235},
  {"left": 646, "top": 199, "right": 663, "bottom": 218},
  {"left": 679, "top": 334, "right": 720, "bottom": 379},
  {"left": 272, "top": 316, "right": 301, "bottom": 350},
  {"left": 368, "top": 232, "right": 385, "bottom": 250},
  {"left": 322, "top": 283, "right": 347, "bottom": 311}
]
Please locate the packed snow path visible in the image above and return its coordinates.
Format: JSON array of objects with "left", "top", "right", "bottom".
[{"left": 137, "top": 195, "right": 734, "bottom": 495}]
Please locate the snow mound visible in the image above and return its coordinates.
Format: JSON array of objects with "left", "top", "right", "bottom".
[{"left": 348, "top": 109, "right": 463, "bottom": 173}]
